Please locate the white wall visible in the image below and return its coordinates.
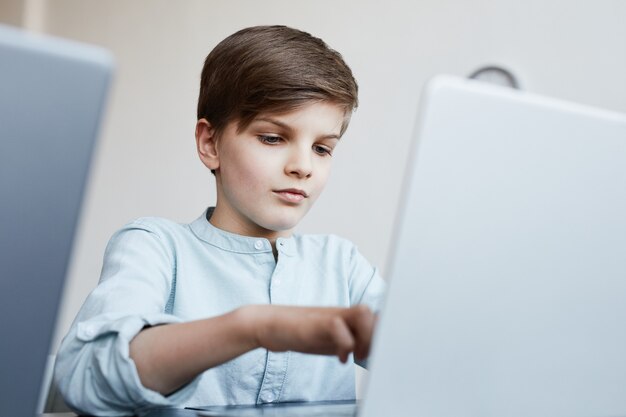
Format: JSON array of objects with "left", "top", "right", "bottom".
[{"left": 4, "top": 0, "right": 625, "bottom": 397}]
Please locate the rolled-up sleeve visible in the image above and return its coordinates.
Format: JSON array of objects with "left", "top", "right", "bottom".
[{"left": 54, "top": 221, "right": 201, "bottom": 416}]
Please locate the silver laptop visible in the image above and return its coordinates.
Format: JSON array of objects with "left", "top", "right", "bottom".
[
  {"left": 191, "top": 75, "right": 626, "bottom": 417},
  {"left": 0, "top": 24, "right": 112, "bottom": 417}
]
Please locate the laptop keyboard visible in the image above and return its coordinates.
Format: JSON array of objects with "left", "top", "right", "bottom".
[{"left": 190, "top": 401, "right": 357, "bottom": 417}]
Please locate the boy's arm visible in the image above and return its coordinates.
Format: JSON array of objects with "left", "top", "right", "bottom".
[{"left": 130, "top": 304, "right": 375, "bottom": 395}]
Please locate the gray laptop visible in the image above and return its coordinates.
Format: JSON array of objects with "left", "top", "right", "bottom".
[
  {"left": 191, "top": 76, "right": 626, "bottom": 417},
  {"left": 0, "top": 24, "right": 112, "bottom": 417}
]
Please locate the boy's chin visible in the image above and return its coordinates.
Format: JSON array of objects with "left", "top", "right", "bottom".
[
  {"left": 257, "top": 211, "right": 306, "bottom": 234},
  {"left": 260, "top": 219, "right": 299, "bottom": 234}
]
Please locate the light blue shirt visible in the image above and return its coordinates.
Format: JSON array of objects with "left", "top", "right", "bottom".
[{"left": 54, "top": 208, "right": 386, "bottom": 416}]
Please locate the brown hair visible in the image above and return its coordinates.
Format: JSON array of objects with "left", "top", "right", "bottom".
[{"left": 197, "top": 25, "right": 358, "bottom": 137}]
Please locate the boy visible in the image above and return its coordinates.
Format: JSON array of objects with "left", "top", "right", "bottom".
[{"left": 54, "top": 25, "right": 385, "bottom": 416}]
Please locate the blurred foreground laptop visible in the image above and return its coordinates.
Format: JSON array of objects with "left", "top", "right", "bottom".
[
  {"left": 190, "top": 76, "right": 626, "bottom": 417},
  {"left": 0, "top": 24, "right": 112, "bottom": 417}
]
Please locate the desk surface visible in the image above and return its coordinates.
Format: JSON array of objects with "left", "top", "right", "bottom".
[
  {"left": 42, "top": 399, "right": 358, "bottom": 417},
  {"left": 42, "top": 405, "right": 358, "bottom": 417},
  {"left": 42, "top": 410, "right": 199, "bottom": 417}
]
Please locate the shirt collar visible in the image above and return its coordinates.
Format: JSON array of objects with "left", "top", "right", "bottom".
[{"left": 189, "top": 207, "right": 296, "bottom": 256}]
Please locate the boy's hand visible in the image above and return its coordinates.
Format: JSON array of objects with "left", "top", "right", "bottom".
[
  {"left": 130, "top": 305, "right": 376, "bottom": 395},
  {"left": 243, "top": 304, "right": 376, "bottom": 363}
]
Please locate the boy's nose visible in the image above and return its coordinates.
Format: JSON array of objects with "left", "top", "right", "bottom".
[{"left": 285, "top": 147, "right": 313, "bottom": 178}]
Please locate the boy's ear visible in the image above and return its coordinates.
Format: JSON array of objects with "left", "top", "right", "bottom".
[{"left": 195, "top": 118, "right": 220, "bottom": 172}]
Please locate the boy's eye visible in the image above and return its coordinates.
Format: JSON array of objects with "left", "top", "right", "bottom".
[
  {"left": 258, "top": 135, "right": 282, "bottom": 144},
  {"left": 313, "top": 145, "right": 332, "bottom": 156}
]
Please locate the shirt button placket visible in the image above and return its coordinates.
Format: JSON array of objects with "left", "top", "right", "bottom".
[
  {"left": 259, "top": 243, "right": 289, "bottom": 404},
  {"left": 257, "top": 351, "right": 289, "bottom": 404}
]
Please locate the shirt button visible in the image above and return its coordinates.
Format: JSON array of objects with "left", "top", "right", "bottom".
[
  {"left": 83, "top": 325, "right": 96, "bottom": 338},
  {"left": 254, "top": 240, "right": 264, "bottom": 250},
  {"left": 264, "top": 394, "right": 274, "bottom": 403},
  {"left": 273, "top": 279, "right": 282, "bottom": 286}
]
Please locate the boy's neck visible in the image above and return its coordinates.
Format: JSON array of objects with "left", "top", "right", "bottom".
[{"left": 206, "top": 206, "right": 291, "bottom": 256}]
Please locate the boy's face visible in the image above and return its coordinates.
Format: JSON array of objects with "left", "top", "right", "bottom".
[{"left": 198, "top": 101, "right": 345, "bottom": 239}]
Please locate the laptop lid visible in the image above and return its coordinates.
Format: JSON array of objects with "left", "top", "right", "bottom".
[
  {"left": 362, "top": 75, "right": 626, "bottom": 417},
  {"left": 0, "top": 24, "right": 112, "bottom": 417}
]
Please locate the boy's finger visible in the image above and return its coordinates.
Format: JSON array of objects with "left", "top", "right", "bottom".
[
  {"left": 345, "top": 305, "right": 375, "bottom": 360},
  {"left": 329, "top": 316, "right": 355, "bottom": 362}
]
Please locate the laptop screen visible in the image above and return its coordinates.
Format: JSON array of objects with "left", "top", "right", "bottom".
[
  {"left": 363, "top": 76, "right": 626, "bottom": 417},
  {"left": 0, "top": 24, "right": 112, "bottom": 417}
]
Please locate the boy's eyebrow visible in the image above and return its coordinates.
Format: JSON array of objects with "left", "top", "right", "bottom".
[{"left": 255, "top": 117, "right": 341, "bottom": 140}]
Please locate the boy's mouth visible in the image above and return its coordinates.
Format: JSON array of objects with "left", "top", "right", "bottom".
[{"left": 273, "top": 188, "right": 308, "bottom": 203}]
